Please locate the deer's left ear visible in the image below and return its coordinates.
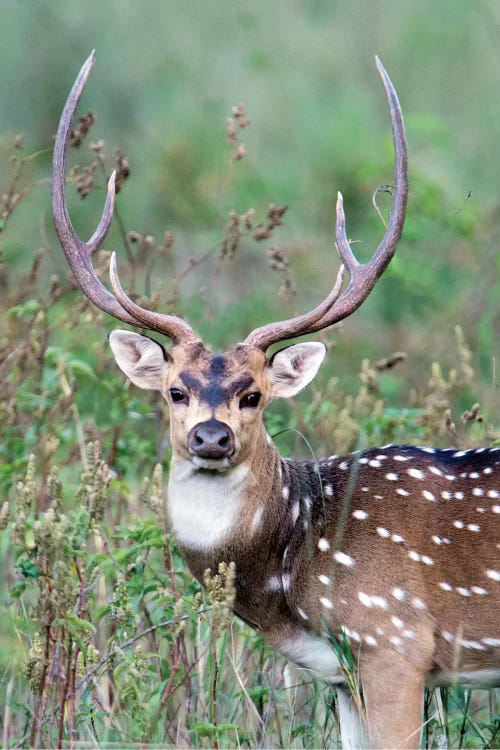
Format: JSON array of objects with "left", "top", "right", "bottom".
[{"left": 268, "top": 342, "right": 327, "bottom": 398}]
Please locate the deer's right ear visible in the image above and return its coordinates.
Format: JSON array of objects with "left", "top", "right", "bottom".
[{"left": 108, "top": 330, "right": 171, "bottom": 391}]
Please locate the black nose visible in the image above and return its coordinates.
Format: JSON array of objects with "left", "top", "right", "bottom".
[{"left": 188, "top": 419, "right": 235, "bottom": 460}]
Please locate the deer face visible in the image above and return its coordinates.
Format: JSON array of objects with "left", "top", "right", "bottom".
[{"left": 109, "top": 330, "right": 326, "bottom": 472}]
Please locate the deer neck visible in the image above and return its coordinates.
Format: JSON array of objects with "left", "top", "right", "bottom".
[{"left": 167, "top": 426, "right": 311, "bottom": 629}]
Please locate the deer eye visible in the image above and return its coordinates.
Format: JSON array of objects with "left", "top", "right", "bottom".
[
  {"left": 169, "top": 388, "right": 187, "bottom": 404},
  {"left": 239, "top": 391, "right": 262, "bottom": 409}
]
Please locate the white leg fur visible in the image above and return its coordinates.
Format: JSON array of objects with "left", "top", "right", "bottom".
[{"left": 336, "top": 687, "right": 366, "bottom": 750}]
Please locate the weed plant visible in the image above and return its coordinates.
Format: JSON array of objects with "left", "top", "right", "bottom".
[{"left": 0, "top": 98, "right": 498, "bottom": 749}]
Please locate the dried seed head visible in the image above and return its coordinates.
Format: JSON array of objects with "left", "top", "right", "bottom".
[{"left": 0, "top": 501, "right": 9, "bottom": 530}]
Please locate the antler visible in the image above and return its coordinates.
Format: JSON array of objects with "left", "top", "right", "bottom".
[
  {"left": 52, "top": 50, "right": 196, "bottom": 344},
  {"left": 244, "top": 56, "right": 408, "bottom": 352}
]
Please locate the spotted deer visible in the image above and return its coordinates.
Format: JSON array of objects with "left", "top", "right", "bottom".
[{"left": 53, "top": 51, "right": 499, "bottom": 749}]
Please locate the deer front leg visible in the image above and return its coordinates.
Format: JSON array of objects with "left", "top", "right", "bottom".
[
  {"left": 336, "top": 686, "right": 366, "bottom": 749},
  {"left": 360, "top": 651, "right": 426, "bottom": 749}
]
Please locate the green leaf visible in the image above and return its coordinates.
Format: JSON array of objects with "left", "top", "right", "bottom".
[{"left": 16, "top": 558, "right": 43, "bottom": 578}]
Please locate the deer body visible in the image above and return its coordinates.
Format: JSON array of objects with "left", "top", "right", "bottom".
[{"left": 53, "top": 52, "right": 499, "bottom": 748}]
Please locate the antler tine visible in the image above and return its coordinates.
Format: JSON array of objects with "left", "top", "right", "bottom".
[
  {"left": 109, "top": 253, "right": 196, "bottom": 342},
  {"left": 53, "top": 52, "right": 196, "bottom": 343},
  {"left": 244, "top": 56, "right": 408, "bottom": 351}
]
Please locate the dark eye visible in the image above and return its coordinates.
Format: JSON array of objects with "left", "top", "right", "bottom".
[
  {"left": 169, "top": 388, "right": 187, "bottom": 403},
  {"left": 239, "top": 391, "right": 262, "bottom": 409}
]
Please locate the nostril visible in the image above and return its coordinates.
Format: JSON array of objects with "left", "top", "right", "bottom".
[
  {"left": 194, "top": 433, "right": 204, "bottom": 446},
  {"left": 218, "top": 433, "right": 230, "bottom": 447}
]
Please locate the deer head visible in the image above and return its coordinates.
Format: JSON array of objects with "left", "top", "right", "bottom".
[{"left": 52, "top": 51, "right": 408, "bottom": 476}]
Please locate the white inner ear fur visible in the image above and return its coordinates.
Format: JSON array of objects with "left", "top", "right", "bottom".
[
  {"left": 109, "top": 330, "right": 170, "bottom": 391},
  {"left": 268, "top": 342, "right": 327, "bottom": 398}
]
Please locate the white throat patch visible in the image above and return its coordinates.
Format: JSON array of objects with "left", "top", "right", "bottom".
[{"left": 168, "top": 460, "right": 251, "bottom": 550}]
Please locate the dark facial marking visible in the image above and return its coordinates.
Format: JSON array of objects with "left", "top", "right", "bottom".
[{"left": 179, "top": 360, "right": 256, "bottom": 409}]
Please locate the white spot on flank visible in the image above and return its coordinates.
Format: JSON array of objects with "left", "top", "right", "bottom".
[
  {"left": 358, "top": 591, "right": 372, "bottom": 607},
  {"left": 469, "top": 472, "right": 480, "bottom": 479},
  {"left": 445, "top": 474, "right": 456, "bottom": 481},
  {"left": 390, "top": 635, "right": 402, "bottom": 647},
  {"left": 423, "top": 490, "right": 435, "bottom": 501},
  {"left": 375, "top": 454, "right": 388, "bottom": 461},
  {"left": 339, "top": 461, "right": 349, "bottom": 470},
  {"left": 432, "top": 535, "right": 442, "bottom": 545},
  {"left": 439, "top": 582, "right": 452, "bottom": 591},
  {"left": 471, "top": 586, "right": 487, "bottom": 595},
  {"left": 371, "top": 595, "right": 388, "bottom": 610},
  {"left": 361, "top": 486, "right": 369, "bottom": 492},
  {"left": 441, "top": 491, "right": 453, "bottom": 500},
  {"left": 359, "top": 457, "right": 369, "bottom": 464},
  {"left": 467, "top": 523, "right": 480, "bottom": 532},
  {"left": 397, "top": 488, "right": 410, "bottom": 496},
  {"left": 291, "top": 501, "right": 300, "bottom": 523},
  {"left": 408, "top": 468, "right": 425, "bottom": 480},
  {"left": 364, "top": 635, "right": 378, "bottom": 646},
  {"left": 483, "top": 467, "right": 493, "bottom": 474},
  {"left": 455, "top": 491, "right": 464, "bottom": 500},
  {"left": 456, "top": 587, "right": 471, "bottom": 597},
  {"left": 282, "top": 486, "right": 290, "bottom": 500},
  {"left": 488, "top": 490, "right": 499, "bottom": 498},
  {"left": 391, "top": 616, "right": 404, "bottom": 629},
  {"left": 334, "top": 551, "right": 355, "bottom": 567},
  {"left": 420, "top": 446, "right": 436, "bottom": 453},
  {"left": 409, "top": 550, "right": 421, "bottom": 561},
  {"left": 318, "top": 538, "right": 330, "bottom": 552},
  {"left": 453, "top": 520, "right": 464, "bottom": 529},
  {"left": 392, "top": 587, "right": 406, "bottom": 601},
  {"left": 297, "top": 607, "right": 309, "bottom": 621},
  {"left": 386, "top": 472, "right": 399, "bottom": 481},
  {"left": 429, "top": 466, "right": 444, "bottom": 476},
  {"left": 473, "top": 488, "right": 484, "bottom": 497},
  {"left": 453, "top": 450, "right": 467, "bottom": 457},
  {"left": 391, "top": 533, "right": 405, "bottom": 544},
  {"left": 324, "top": 484, "right": 334, "bottom": 497},
  {"left": 353, "top": 509, "right": 368, "bottom": 520},
  {"left": 486, "top": 570, "right": 500, "bottom": 581},
  {"left": 422, "top": 555, "right": 434, "bottom": 565},
  {"left": 412, "top": 597, "right": 426, "bottom": 610},
  {"left": 319, "top": 574, "right": 331, "bottom": 586},
  {"left": 369, "top": 460, "right": 382, "bottom": 468},
  {"left": 403, "top": 629, "right": 416, "bottom": 639},
  {"left": 320, "top": 596, "right": 333, "bottom": 609},
  {"left": 376, "top": 527, "right": 390, "bottom": 538},
  {"left": 493, "top": 505, "right": 500, "bottom": 514},
  {"left": 394, "top": 455, "right": 410, "bottom": 462}
]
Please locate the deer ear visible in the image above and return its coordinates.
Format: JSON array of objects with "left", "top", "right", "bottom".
[
  {"left": 109, "top": 330, "right": 170, "bottom": 391},
  {"left": 268, "top": 342, "right": 327, "bottom": 398}
]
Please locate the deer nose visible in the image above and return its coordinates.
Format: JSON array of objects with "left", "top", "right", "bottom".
[{"left": 188, "top": 419, "right": 235, "bottom": 460}]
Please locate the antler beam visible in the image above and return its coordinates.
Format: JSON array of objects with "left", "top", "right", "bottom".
[
  {"left": 244, "top": 56, "right": 408, "bottom": 351},
  {"left": 52, "top": 50, "right": 196, "bottom": 344}
]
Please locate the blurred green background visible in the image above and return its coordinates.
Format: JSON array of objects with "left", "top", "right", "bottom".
[{"left": 1, "top": 0, "right": 499, "bottom": 379}]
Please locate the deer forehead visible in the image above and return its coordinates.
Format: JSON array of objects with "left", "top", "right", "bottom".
[{"left": 167, "top": 343, "right": 269, "bottom": 403}]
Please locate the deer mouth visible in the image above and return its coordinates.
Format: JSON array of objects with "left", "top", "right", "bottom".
[{"left": 191, "top": 455, "right": 234, "bottom": 473}]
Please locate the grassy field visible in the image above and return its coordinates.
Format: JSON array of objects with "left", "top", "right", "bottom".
[{"left": 0, "top": 2, "right": 499, "bottom": 747}]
